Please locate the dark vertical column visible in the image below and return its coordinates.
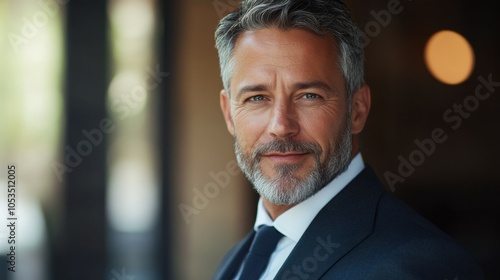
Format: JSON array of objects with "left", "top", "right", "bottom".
[
  {"left": 159, "top": 0, "right": 177, "bottom": 279},
  {"left": 56, "top": 0, "right": 108, "bottom": 279}
]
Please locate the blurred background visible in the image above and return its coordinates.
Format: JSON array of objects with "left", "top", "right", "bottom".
[{"left": 0, "top": 0, "right": 498, "bottom": 279}]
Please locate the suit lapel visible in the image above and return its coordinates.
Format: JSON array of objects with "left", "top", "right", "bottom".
[
  {"left": 213, "top": 230, "right": 255, "bottom": 280},
  {"left": 275, "top": 167, "right": 385, "bottom": 279}
]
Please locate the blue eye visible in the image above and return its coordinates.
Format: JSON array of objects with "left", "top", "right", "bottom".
[
  {"left": 304, "top": 93, "right": 320, "bottom": 99},
  {"left": 249, "top": 95, "right": 265, "bottom": 102}
]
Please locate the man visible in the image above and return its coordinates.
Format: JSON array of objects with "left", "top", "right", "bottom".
[{"left": 213, "top": 0, "right": 483, "bottom": 279}]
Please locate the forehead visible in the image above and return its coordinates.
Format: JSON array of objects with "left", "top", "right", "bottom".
[
  {"left": 234, "top": 27, "right": 338, "bottom": 56},
  {"left": 230, "top": 28, "right": 343, "bottom": 91}
]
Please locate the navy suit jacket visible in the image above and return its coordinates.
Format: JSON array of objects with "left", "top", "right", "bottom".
[{"left": 213, "top": 166, "right": 483, "bottom": 280}]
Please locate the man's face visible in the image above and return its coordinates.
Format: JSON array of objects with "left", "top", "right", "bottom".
[{"left": 220, "top": 28, "right": 353, "bottom": 205}]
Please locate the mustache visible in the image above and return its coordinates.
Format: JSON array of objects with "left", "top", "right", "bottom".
[{"left": 252, "top": 139, "right": 322, "bottom": 159}]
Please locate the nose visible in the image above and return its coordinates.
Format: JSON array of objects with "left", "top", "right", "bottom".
[{"left": 267, "top": 99, "right": 300, "bottom": 138}]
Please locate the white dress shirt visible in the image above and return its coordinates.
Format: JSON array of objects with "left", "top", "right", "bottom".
[{"left": 234, "top": 153, "right": 365, "bottom": 279}]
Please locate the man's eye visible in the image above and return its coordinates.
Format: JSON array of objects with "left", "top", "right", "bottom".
[
  {"left": 248, "top": 95, "right": 265, "bottom": 102},
  {"left": 303, "top": 93, "right": 320, "bottom": 99}
]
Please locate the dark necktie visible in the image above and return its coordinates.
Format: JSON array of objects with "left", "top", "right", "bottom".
[{"left": 239, "top": 225, "right": 283, "bottom": 280}]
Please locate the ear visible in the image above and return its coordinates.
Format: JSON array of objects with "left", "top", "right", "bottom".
[
  {"left": 350, "top": 84, "right": 371, "bottom": 135},
  {"left": 220, "top": 89, "right": 235, "bottom": 136}
]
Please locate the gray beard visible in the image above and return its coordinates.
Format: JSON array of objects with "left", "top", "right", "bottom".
[{"left": 234, "top": 118, "right": 352, "bottom": 205}]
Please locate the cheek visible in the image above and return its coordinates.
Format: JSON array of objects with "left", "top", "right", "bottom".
[
  {"left": 300, "top": 111, "right": 344, "bottom": 152},
  {"left": 233, "top": 110, "right": 269, "bottom": 148}
]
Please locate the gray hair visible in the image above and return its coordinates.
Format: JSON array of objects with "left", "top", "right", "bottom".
[{"left": 214, "top": 0, "right": 365, "bottom": 102}]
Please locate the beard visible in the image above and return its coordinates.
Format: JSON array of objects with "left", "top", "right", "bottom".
[{"left": 234, "top": 116, "right": 353, "bottom": 205}]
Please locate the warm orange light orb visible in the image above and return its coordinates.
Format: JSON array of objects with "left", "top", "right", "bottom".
[{"left": 424, "top": 30, "right": 475, "bottom": 85}]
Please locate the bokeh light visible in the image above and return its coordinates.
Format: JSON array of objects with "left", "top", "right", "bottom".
[{"left": 424, "top": 30, "right": 475, "bottom": 85}]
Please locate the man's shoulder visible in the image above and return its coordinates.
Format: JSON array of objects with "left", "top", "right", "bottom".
[
  {"left": 375, "top": 191, "right": 477, "bottom": 254},
  {"left": 330, "top": 200, "right": 484, "bottom": 279},
  {"left": 371, "top": 186, "right": 469, "bottom": 252},
  {"left": 338, "top": 166, "right": 466, "bottom": 244},
  {"left": 318, "top": 167, "right": 484, "bottom": 279}
]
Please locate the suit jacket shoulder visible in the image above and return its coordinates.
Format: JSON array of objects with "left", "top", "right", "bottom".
[{"left": 275, "top": 166, "right": 483, "bottom": 280}]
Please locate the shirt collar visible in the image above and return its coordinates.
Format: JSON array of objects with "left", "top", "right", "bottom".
[{"left": 254, "top": 153, "right": 365, "bottom": 242}]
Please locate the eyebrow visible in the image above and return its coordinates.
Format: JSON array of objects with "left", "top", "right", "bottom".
[
  {"left": 236, "top": 81, "right": 336, "bottom": 100},
  {"left": 291, "top": 81, "right": 335, "bottom": 94}
]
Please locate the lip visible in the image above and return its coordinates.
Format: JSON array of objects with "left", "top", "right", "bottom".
[{"left": 261, "top": 152, "right": 309, "bottom": 163}]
